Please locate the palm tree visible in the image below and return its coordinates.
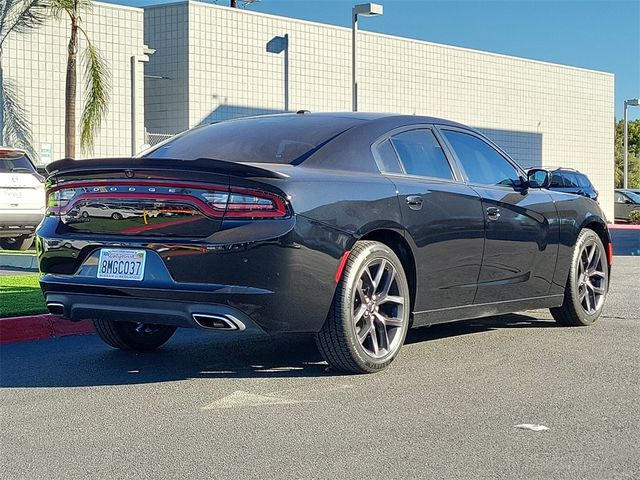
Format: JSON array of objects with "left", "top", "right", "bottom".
[
  {"left": 0, "top": 0, "right": 49, "bottom": 155},
  {"left": 51, "top": 0, "right": 110, "bottom": 158}
]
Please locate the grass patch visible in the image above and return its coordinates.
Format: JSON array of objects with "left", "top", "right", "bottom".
[{"left": 0, "top": 274, "right": 47, "bottom": 318}]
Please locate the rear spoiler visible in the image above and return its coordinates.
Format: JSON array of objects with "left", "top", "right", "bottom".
[{"left": 45, "top": 157, "right": 288, "bottom": 180}]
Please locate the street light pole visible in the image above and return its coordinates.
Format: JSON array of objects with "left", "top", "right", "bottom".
[
  {"left": 131, "top": 45, "right": 155, "bottom": 156},
  {"left": 352, "top": 3, "right": 384, "bottom": 112},
  {"left": 623, "top": 98, "right": 640, "bottom": 189},
  {"left": 352, "top": 10, "right": 358, "bottom": 112}
]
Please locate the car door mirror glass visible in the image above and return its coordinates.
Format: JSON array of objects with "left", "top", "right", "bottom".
[{"left": 527, "top": 169, "right": 551, "bottom": 188}]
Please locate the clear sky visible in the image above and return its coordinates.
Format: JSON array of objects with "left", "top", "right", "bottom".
[{"left": 110, "top": 0, "right": 640, "bottom": 120}]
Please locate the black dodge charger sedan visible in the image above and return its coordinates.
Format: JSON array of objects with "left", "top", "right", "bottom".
[{"left": 38, "top": 113, "right": 612, "bottom": 373}]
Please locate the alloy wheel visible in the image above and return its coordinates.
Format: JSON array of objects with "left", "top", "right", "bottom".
[
  {"left": 353, "top": 258, "right": 406, "bottom": 359},
  {"left": 576, "top": 241, "right": 607, "bottom": 315}
]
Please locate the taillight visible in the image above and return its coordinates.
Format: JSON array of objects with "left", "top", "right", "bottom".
[
  {"left": 46, "top": 181, "right": 288, "bottom": 220},
  {"left": 218, "top": 188, "right": 287, "bottom": 219}
]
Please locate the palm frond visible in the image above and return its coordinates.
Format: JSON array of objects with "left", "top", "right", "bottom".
[
  {"left": 0, "top": 0, "right": 50, "bottom": 48},
  {"left": 0, "top": 75, "right": 37, "bottom": 158},
  {"left": 48, "top": 0, "right": 75, "bottom": 20},
  {"left": 79, "top": 38, "right": 109, "bottom": 152}
]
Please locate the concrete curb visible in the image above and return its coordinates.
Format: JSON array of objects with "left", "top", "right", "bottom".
[
  {"left": 0, "top": 314, "right": 94, "bottom": 345},
  {"left": 0, "top": 253, "right": 38, "bottom": 271}
]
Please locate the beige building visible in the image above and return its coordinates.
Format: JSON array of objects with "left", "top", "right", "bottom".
[
  {"left": 144, "top": 2, "right": 614, "bottom": 218},
  {"left": 2, "top": 1, "right": 615, "bottom": 218}
]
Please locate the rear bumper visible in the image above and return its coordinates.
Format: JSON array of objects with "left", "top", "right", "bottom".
[
  {"left": 0, "top": 210, "right": 44, "bottom": 236},
  {"left": 37, "top": 214, "right": 355, "bottom": 333},
  {"left": 44, "top": 292, "right": 265, "bottom": 332}
]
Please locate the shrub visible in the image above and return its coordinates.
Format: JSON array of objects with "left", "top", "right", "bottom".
[{"left": 630, "top": 210, "right": 640, "bottom": 225}]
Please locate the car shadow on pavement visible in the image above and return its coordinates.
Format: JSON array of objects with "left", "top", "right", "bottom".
[
  {"left": 0, "top": 312, "right": 558, "bottom": 388},
  {"left": 405, "top": 312, "right": 559, "bottom": 345}
]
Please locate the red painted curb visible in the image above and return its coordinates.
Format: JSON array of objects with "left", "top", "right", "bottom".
[
  {"left": 0, "top": 314, "right": 94, "bottom": 345},
  {"left": 610, "top": 224, "right": 640, "bottom": 230}
]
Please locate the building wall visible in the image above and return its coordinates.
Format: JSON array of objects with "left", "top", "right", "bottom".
[
  {"left": 146, "top": 1, "right": 613, "bottom": 220},
  {"left": 144, "top": 3, "right": 190, "bottom": 134},
  {"left": 2, "top": 2, "right": 146, "bottom": 162}
]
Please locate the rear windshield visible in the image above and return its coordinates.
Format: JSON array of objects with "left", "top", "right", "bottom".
[
  {"left": 0, "top": 151, "right": 36, "bottom": 173},
  {"left": 142, "top": 115, "right": 361, "bottom": 164}
]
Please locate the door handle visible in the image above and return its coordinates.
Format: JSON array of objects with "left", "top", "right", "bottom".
[
  {"left": 486, "top": 206, "right": 500, "bottom": 220},
  {"left": 406, "top": 195, "right": 423, "bottom": 210}
]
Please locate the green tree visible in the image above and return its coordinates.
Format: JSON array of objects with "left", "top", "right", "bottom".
[
  {"left": 51, "top": 0, "right": 110, "bottom": 158},
  {"left": 0, "top": 0, "right": 48, "bottom": 157},
  {"left": 614, "top": 118, "right": 640, "bottom": 189}
]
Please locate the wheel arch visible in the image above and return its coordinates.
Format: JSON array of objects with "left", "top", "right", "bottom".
[
  {"left": 359, "top": 228, "right": 417, "bottom": 313},
  {"left": 579, "top": 216, "right": 612, "bottom": 267}
]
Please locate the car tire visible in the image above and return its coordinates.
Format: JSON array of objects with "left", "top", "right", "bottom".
[
  {"left": 550, "top": 229, "right": 609, "bottom": 326},
  {"left": 0, "top": 235, "right": 34, "bottom": 251},
  {"left": 92, "top": 319, "right": 177, "bottom": 351},
  {"left": 111, "top": 212, "right": 123, "bottom": 220},
  {"left": 315, "top": 241, "right": 410, "bottom": 374}
]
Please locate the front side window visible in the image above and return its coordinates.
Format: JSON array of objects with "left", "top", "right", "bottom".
[
  {"left": 615, "top": 192, "right": 627, "bottom": 203},
  {"left": 389, "top": 129, "right": 453, "bottom": 180},
  {"left": 441, "top": 130, "right": 520, "bottom": 187}
]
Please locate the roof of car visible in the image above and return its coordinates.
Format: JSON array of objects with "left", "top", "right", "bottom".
[
  {"left": 529, "top": 166, "right": 583, "bottom": 174},
  {"left": 224, "top": 111, "right": 468, "bottom": 128}
]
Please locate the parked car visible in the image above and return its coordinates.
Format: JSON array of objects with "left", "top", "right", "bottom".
[
  {"left": 614, "top": 189, "right": 640, "bottom": 222},
  {"left": 0, "top": 148, "right": 45, "bottom": 250},
  {"left": 540, "top": 167, "right": 599, "bottom": 201},
  {"left": 38, "top": 113, "right": 612, "bottom": 373},
  {"left": 78, "top": 203, "right": 142, "bottom": 220}
]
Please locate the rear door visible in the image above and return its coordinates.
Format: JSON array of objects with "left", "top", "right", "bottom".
[
  {"left": 437, "top": 127, "right": 559, "bottom": 302},
  {"left": 373, "top": 126, "right": 485, "bottom": 312}
]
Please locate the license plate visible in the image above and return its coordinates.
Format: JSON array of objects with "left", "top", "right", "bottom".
[
  {"left": 97, "top": 249, "right": 146, "bottom": 281},
  {"left": 0, "top": 189, "right": 23, "bottom": 200}
]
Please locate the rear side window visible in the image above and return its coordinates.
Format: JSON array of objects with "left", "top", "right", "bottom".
[
  {"left": 563, "top": 172, "right": 578, "bottom": 188},
  {"left": 615, "top": 192, "right": 627, "bottom": 203},
  {"left": 550, "top": 173, "right": 564, "bottom": 187},
  {"left": 389, "top": 129, "right": 453, "bottom": 180},
  {"left": 441, "top": 130, "right": 520, "bottom": 187},
  {"left": 375, "top": 139, "right": 403, "bottom": 174},
  {"left": 577, "top": 174, "right": 591, "bottom": 188}
]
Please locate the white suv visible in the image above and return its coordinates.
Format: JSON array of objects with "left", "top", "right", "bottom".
[{"left": 0, "top": 148, "right": 45, "bottom": 250}]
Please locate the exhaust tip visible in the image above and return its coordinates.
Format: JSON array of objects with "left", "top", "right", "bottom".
[
  {"left": 47, "top": 302, "right": 65, "bottom": 316},
  {"left": 192, "top": 314, "right": 245, "bottom": 331}
]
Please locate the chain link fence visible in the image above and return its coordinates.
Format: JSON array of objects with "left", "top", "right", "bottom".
[{"left": 144, "top": 130, "right": 175, "bottom": 147}]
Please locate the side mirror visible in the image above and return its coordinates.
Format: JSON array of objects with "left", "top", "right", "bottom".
[{"left": 527, "top": 169, "right": 551, "bottom": 189}]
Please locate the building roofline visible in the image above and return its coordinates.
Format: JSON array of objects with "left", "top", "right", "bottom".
[
  {"left": 94, "top": 1, "right": 144, "bottom": 13},
  {"left": 142, "top": 0, "right": 613, "bottom": 77}
]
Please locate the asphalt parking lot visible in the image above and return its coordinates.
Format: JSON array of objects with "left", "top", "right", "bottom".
[{"left": 1, "top": 257, "right": 638, "bottom": 479}]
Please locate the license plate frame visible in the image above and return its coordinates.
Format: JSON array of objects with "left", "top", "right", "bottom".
[{"left": 97, "top": 248, "right": 146, "bottom": 281}]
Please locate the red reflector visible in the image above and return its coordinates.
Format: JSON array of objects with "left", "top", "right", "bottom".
[
  {"left": 607, "top": 242, "right": 613, "bottom": 265},
  {"left": 334, "top": 250, "right": 351, "bottom": 283}
]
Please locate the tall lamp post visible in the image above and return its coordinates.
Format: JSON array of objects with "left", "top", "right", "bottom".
[
  {"left": 623, "top": 98, "right": 640, "bottom": 189},
  {"left": 352, "top": 3, "right": 383, "bottom": 112}
]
